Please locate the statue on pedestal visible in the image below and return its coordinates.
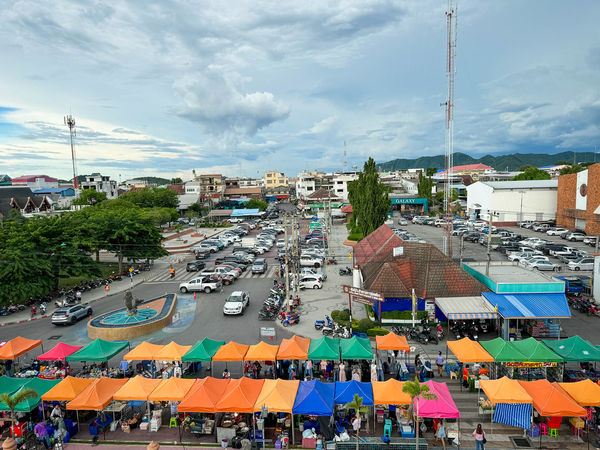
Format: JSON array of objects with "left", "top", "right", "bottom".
[{"left": 124, "top": 291, "right": 143, "bottom": 316}]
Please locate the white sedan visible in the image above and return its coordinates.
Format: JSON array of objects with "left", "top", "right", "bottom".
[{"left": 546, "top": 228, "right": 568, "bottom": 236}]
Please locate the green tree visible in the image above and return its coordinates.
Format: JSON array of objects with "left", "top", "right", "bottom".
[
  {"left": 402, "top": 377, "right": 438, "bottom": 450},
  {"left": 245, "top": 198, "right": 268, "bottom": 211},
  {"left": 143, "top": 207, "right": 179, "bottom": 226},
  {"left": 559, "top": 164, "right": 586, "bottom": 175},
  {"left": 170, "top": 177, "right": 183, "bottom": 184},
  {"left": 348, "top": 157, "right": 391, "bottom": 237},
  {"left": 345, "top": 394, "right": 363, "bottom": 450},
  {"left": 512, "top": 167, "right": 551, "bottom": 181},
  {"left": 72, "top": 189, "right": 107, "bottom": 206},
  {"left": 417, "top": 171, "right": 434, "bottom": 202},
  {"left": 426, "top": 167, "right": 438, "bottom": 177},
  {"left": 119, "top": 187, "right": 179, "bottom": 209},
  {"left": 0, "top": 389, "right": 38, "bottom": 435}
]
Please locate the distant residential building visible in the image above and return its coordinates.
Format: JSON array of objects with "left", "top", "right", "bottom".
[
  {"left": 33, "top": 187, "right": 76, "bottom": 209},
  {"left": 296, "top": 171, "right": 323, "bottom": 199},
  {"left": 80, "top": 173, "right": 117, "bottom": 199},
  {"left": 167, "top": 184, "right": 185, "bottom": 195},
  {"left": 539, "top": 164, "right": 569, "bottom": 178},
  {"left": 0, "top": 174, "right": 11, "bottom": 186},
  {"left": 123, "top": 179, "right": 152, "bottom": 189},
  {"left": 11, "top": 175, "right": 58, "bottom": 191},
  {"left": 226, "top": 177, "right": 261, "bottom": 189},
  {"left": 264, "top": 170, "right": 289, "bottom": 190},
  {"left": 198, "top": 174, "right": 224, "bottom": 195},
  {"left": 0, "top": 186, "right": 52, "bottom": 218},
  {"left": 331, "top": 173, "right": 358, "bottom": 201},
  {"left": 224, "top": 187, "right": 262, "bottom": 200},
  {"left": 556, "top": 163, "right": 600, "bottom": 235}
]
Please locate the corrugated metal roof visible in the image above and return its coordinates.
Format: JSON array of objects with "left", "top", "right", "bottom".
[
  {"left": 482, "top": 292, "right": 570, "bottom": 319},
  {"left": 481, "top": 180, "right": 558, "bottom": 189},
  {"left": 435, "top": 296, "right": 497, "bottom": 320}
]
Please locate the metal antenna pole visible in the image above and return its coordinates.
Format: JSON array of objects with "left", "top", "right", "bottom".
[{"left": 64, "top": 115, "right": 78, "bottom": 188}]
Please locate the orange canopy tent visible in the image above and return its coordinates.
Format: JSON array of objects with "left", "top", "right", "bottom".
[
  {"left": 113, "top": 375, "right": 162, "bottom": 401},
  {"left": 245, "top": 342, "right": 279, "bottom": 361},
  {"left": 212, "top": 342, "right": 249, "bottom": 361},
  {"left": 216, "top": 378, "right": 265, "bottom": 412},
  {"left": 372, "top": 379, "right": 411, "bottom": 405},
  {"left": 0, "top": 336, "right": 42, "bottom": 360},
  {"left": 66, "top": 377, "right": 128, "bottom": 410},
  {"left": 178, "top": 378, "right": 231, "bottom": 413},
  {"left": 123, "top": 342, "right": 165, "bottom": 361},
  {"left": 518, "top": 379, "right": 586, "bottom": 417},
  {"left": 148, "top": 377, "right": 195, "bottom": 402},
  {"left": 154, "top": 341, "right": 192, "bottom": 361},
  {"left": 554, "top": 380, "right": 600, "bottom": 407},
  {"left": 277, "top": 336, "right": 310, "bottom": 360},
  {"left": 479, "top": 377, "right": 533, "bottom": 404},
  {"left": 375, "top": 333, "right": 410, "bottom": 352},
  {"left": 41, "top": 377, "right": 95, "bottom": 402},
  {"left": 447, "top": 338, "right": 494, "bottom": 363},
  {"left": 254, "top": 379, "right": 299, "bottom": 413}
]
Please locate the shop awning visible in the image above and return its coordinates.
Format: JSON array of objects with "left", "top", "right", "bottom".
[
  {"left": 212, "top": 341, "right": 249, "bottom": 361},
  {"left": 340, "top": 337, "right": 373, "bottom": 360},
  {"left": 435, "top": 296, "right": 497, "bottom": 320},
  {"left": 182, "top": 338, "right": 225, "bottom": 362},
  {"left": 372, "top": 379, "right": 411, "bottom": 405},
  {"left": 334, "top": 381, "right": 374, "bottom": 406},
  {"left": 42, "top": 376, "right": 95, "bottom": 402},
  {"left": 0, "top": 378, "right": 61, "bottom": 412},
  {"left": 38, "top": 343, "right": 83, "bottom": 361},
  {"left": 0, "top": 376, "right": 30, "bottom": 394},
  {"left": 480, "top": 338, "right": 528, "bottom": 362},
  {"left": 66, "top": 339, "right": 129, "bottom": 362},
  {"left": 254, "top": 379, "right": 300, "bottom": 413},
  {"left": 245, "top": 341, "right": 279, "bottom": 361},
  {"left": 554, "top": 380, "right": 600, "bottom": 407},
  {"left": 154, "top": 341, "right": 192, "bottom": 361},
  {"left": 123, "top": 342, "right": 164, "bottom": 361},
  {"left": 482, "top": 293, "right": 570, "bottom": 319},
  {"left": 293, "top": 380, "right": 335, "bottom": 416},
  {"left": 510, "top": 338, "right": 563, "bottom": 363},
  {"left": 308, "top": 336, "right": 340, "bottom": 360},
  {"left": 0, "top": 336, "right": 42, "bottom": 360},
  {"left": 113, "top": 375, "right": 162, "bottom": 401},
  {"left": 178, "top": 378, "right": 231, "bottom": 413},
  {"left": 66, "top": 377, "right": 128, "bottom": 411},
  {"left": 518, "top": 379, "right": 586, "bottom": 417},
  {"left": 541, "top": 336, "right": 600, "bottom": 362},
  {"left": 375, "top": 333, "right": 410, "bottom": 352},
  {"left": 479, "top": 377, "right": 533, "bottom": 404},
  {"left": 148, "top": 378, "right": 195, "bottom": 402},
  {"left": 446, "top": 338, "right": 494, "bottom": 363},
  {"left": 415, "top": 381, "right": 460, "bottom": 419},
  {"left": 277, "top": 336, "right": 310, "bottom": 360},
  {"left": 215, "top": 378, "right": 265, "bottom": 413}
]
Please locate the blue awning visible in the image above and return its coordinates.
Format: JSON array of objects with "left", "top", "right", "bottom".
[
  {"left": 293, "top": 380, "right": 334, "bottom": 416},
  {"left": 435, "top": 296, "right": 498, "bottom": 320},
  {"left": 334, "top": 381, "right": 374, "bottom": 406},
  {"left": 231, "top": 208, "right": 260, "bottom": 217},
  {"left": 494, "top": 403, "right": 532, "bottom": 429},
  {"left": 481, "top": 293, "right": 571, "bottom": 319}
]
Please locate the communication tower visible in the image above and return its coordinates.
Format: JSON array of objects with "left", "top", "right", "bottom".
[{"left": 64, "top": 114, "right": 78, "bottom": 189}]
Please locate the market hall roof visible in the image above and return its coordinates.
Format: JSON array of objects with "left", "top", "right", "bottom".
[{"left": 353, "top": 224, "right": 403, "bottom": 267}]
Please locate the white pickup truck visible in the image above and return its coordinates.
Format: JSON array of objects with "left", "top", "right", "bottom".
[{"left": 179, "top": 276, "right": 222, "bottom": 294}]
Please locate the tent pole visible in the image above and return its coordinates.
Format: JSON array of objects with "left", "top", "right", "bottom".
[
  {"left": 274, "top": 360, "right": 276, "bottom": 379},
  {"left": 76, "top": 410, "right": 80, "bottom": 430},
  {"left": 42, "top": 401, "right": 45, "bottom": 421},
  {"left": 291, "top": 413, "right": 295, "bottom": 446}
]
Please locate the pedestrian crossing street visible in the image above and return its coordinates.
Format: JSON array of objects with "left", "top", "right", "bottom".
[{"left": 147, "top": 266, "right": 277, "bottom": 283}]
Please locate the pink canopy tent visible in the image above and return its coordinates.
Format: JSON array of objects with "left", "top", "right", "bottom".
[
  {"left": 38, "top": 343, "right": 84, "bottom": 361},
  {"left": 414, "top": 381, "right": 460, "bottom": 418}
]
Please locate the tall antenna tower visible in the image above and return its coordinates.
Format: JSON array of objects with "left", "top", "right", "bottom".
[
  {"left": 443, "top": 0, "right": 457, "bottom": 256},
  {"left": 343, "top": 141, "right": 347, "bottom": 173},
  {"left": 64, "top": 114, "right": 79, "bottom": 189}
]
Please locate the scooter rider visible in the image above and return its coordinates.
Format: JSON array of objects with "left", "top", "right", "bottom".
[
  {"left": 76, "top": 290, "right": 82, "bottom": 302},
  {"left": 169, "top": 267, "right": 175, "bottom": 278}
]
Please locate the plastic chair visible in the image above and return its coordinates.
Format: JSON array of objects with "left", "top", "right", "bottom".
[
  {"left": 539, "top": 423, "right": 548, "bottom": 435},
  {"left": 549, "top": 428, "right": 558, "bottom": 438},
  {"left": 169, "top": 417, "right": 178, "bottom": 428},
  {"left": 383, "top": 419, "right": 392, "bottom": 438}
]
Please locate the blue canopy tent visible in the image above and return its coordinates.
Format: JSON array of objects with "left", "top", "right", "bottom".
[
  {"left": 293, "top": 380, "right": 335, "bottom": 416},
  {"left": 334, "top": 381, "right": 374, "bottom": 406}
]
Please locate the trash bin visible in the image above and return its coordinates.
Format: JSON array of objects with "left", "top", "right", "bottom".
[{"left": 221, "top": 439, "right": 228, "bottom": 448}]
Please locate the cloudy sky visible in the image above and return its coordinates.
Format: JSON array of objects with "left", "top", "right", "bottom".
[{"left": 1, "top": 0, "right": 599, "bottom": 181}]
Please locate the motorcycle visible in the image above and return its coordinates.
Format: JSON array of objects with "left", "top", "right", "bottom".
[
  {"left": 30, "top": 306, "right": 37, "bottom": 318},
  {"left": 40, "top": 302, "right": 47, "bottom": 315},
  {"left": 327, "top": 258, "right": 337, "bottom": 265},
  {"left": 338, "top": 267, "right": 352, "bottom": 276},
  {"left": 589, "top": 304, "right": 600, "bottom": 317},
  {"left": 281, "top": 312, "right": 300, "bottom": 327},
  {"left": 333, "top": 326, "right": 351, "bottom": 339},
  {"left": 436, "top": 323, "right": 445, "bottom": 340},
  {"left": 315, "top": 315, "right": 333, "bottom": 331}
]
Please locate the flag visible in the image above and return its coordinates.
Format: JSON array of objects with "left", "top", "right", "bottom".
[{"left": 412, "top": 288, "right": 417, "bottom": 323}]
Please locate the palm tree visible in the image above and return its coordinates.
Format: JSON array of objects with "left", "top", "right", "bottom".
[
  {"left": 345, "top": 394, "right": 363, "bottom": 450},
  {"left": 402, "top": 377, "right": 437, "bottom": 449},
  {"left": 0, "top": 388, "right": 39, "bottom": 435}
]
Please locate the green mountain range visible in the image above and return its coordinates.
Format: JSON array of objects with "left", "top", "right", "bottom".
[{"left": 376, "top": 151, "right": 599, "bottom": 172}]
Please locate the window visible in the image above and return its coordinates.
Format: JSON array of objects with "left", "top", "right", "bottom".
[{"left": 307, "top": 186, "right": 314, "bottom": 191}]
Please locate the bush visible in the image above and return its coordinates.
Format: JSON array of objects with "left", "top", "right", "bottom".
[
  {"left": 380, "top": 310, "right": 428, "bottom": 321},
  {"left": 347, "top": 232, "right": 363, "bottom": 241},
  {"left": 367, "top": 327, "right": 389, "bottom": 336},
  {"left": 357, "top": 318, "right": 375, "bottom": 333}
]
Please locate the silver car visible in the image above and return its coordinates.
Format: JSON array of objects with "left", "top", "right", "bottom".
[{"left": 52, "top": 304, "right": 93, "bottom": 326}]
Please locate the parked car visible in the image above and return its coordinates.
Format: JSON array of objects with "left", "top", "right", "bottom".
[
  {"left": 193, "top": 243, "right": 219, "bottom": 253},
  {"left": 194, "top": 249, "right": 211, "bottom": 260},
  {"left": 583, "top": 236, "right": 599, "bottom": 246},
  {"left": 300, "top": 255, "right": 323, "bottom": 268},
  {"left": 527, "top": 260, "right": 561, "bottom": 272},
  {"left": 252, "top": 258, "right": 268, "bottom": 274},
  {"left": 52, "top": 304, "right": 93, "bottom": 325},
  {"left": 299, "top": 275, "right": 323, "bottom": 289},
  {"left": 565, "top": 231, "right": 587, "bottom": 242},
  {"left": 186, "top": 261, "right": 206, "bottom": 272},
  {"left": 568, "top": 257, "right": 595, "bottom": 271},
  {"left": 546, "top": 227, "right": 568, "bottom": 236},
  {"left": 398, "top": 218, "right": 408, "bottom": 226},
  {"left": 300, "top": 268, "right": 327, "bottom": 280},
  {"left": 223, "top": 291, "right": 250, "bottom": 316},
  {"left": 518, "top": 256, "right": 550, "bottom": 267},
  {"left": 508, "top": 251, "right": 536, "bottom": 262},
  {"left": 179, "top": 276, "right": 221, "bottom": 293}
]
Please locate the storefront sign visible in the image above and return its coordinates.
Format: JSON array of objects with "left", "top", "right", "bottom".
[
  {"left": 352, "top": 296, "right": 375, "bottom": 306},
  {"left": 506, "top": 361, "right": 558, "bottom": 368},
  {"left": 343, "top": 286, "right": 384, "bottom": 302}
]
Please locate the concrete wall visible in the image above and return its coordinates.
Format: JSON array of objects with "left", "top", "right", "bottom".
[{"left": 557, "top": 163, "right": 600, "bottom": 235}]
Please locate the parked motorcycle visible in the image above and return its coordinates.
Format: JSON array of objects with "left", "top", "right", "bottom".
[
  {"left": 588, "top": 304, "right": 600, "bottom": 317},
  {"left": 338, "top": 267, "right": 352, "bottom": 276},
  {"left": 40, "top": 302, "right": 47, "bottom": 315},
  {"left": 315, "top": 315, "right": 333, "bottom": 331},
  {"left": 281, "top": 312, "right": 301, "bottom": 327},
  {"left": 327, "top": 258, "right": 337, "bottom": 265}
]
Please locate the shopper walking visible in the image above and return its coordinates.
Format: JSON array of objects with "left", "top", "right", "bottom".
[
  {"left": 436, "top": 352, "right": 445, "bottom": 377},
  {"left": 473, "top": 423, "right": 486, "bottom": 450}
]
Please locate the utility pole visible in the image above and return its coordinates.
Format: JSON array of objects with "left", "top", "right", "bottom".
[
  {"left": 486, "top": 212, "right": 496, "bottom": 276},
  {"left": 459, "top": 234, "right": 465, "bottom": 267},
  {"left": 284, "top": 214, "right": 291, "bottom": 312},
  {"left": 292, "top": 213, "right": 299, "bottom": 301}
]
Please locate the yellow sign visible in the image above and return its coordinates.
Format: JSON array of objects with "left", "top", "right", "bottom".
[{"left": 506, "top": 362, "right": 558, "bottom": 368}]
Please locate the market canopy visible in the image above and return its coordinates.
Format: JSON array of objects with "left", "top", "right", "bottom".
[
  {"left": 372, "top": 379, "right": 411, "bottom": 405},
  {"left": 245, "top": 341, "right": 279, "bottom": 361},
  {"left": 293, "top": 380, "right": 335, "bottom": 416},
  {"left": 66, "top": 377, "right": 128, "bottom": 411},
  {"left": 482, "top": 292, "right": 570, "bottom": 319},
  {"left": 123, "top": 342, "right": 164, "bottom": 361},
  {"left": 447, "top": 338, "right": 494, "bottom": 363},
  {"left": 308, "top": 336, "right": 340, "bottom": 360},
  {"left": 334, "top": 381, "right": 373, "bottom": 406},
  {"left": 480, "top": 338, "right": 528, "bottom": 362},
  {"left": 254, "top": 379, "right": 299, "bottom": 413},
  {"left": 435, "top": 296, "right": 497, "bottom": 320},
  {"left": 42, "top": 376, "right": 95, "bottom": 402},
  {"left": 375, "top": 333, "right": 410, "bottom": 352},
  {"left": 277, "top": 336, "right": 310, "bottom": 360},
  {"left": 179, "top": 378, "right": 231, "bottom": 413},
  {"left": 542, "top": 336, "right": 600, "bottom": 362},
  {"left": 518, "top": 379, "right": 586, "bottom": 417},
  {"left": 340, "top": 336, "right": 373, "bottom": 360},
  {"left": 0, "top": 378, "right": 60, "bottom": 412},
  {"left": 510, "top": 338, "right": 563, "bottom": 363},
  {"left": 215, "top": 378, "right": 265, "bottom": 413},
  {"left": 66, "top": 339, "right": 129, "bottom": 362},
  {"left": 155, "top": 341, "right": 192, "bottom": 361},
  {"left": 0, "top": 376, "right": 29, "bottom": 395},
  {"left": 415, "top": 381, "right": 460, "bottom": 419},
  {"left": 182, "top": 338, "right": 225, "bottom": 362},
  {"left": 479, "top": 377, "right": 533, "bottom": 404},
  {"left": 148, "top": 377, "right": 195, "bottom": 402},
  {"left": 113, "top": 375, "right": 162, "bottom": 401},
  {"left": 38, "top": 343, "right": 83, "bottom": 361},
  {"left": 212, "top": 341, "right": 249, "bottom": 361},
  {"left": 0, "top": 336, "right": 42, "bottom": 360},
  {"left": 554, "top": 380, "right": 600, "bottom": 407}
]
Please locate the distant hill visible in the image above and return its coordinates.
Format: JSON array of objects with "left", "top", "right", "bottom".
[
  {"left": 376, "top": 151, "right": 599, "bottom": 172},
  {"left": 130, "top": 176, "right": 171, "bottom": 185}
]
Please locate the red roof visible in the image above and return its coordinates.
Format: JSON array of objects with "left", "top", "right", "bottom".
[
  {"left": 353, "top": 224, "right": 403, "bottom": 267},
  {"left": 440, "top": 163, "right": 493, "bottom": 173},
  {"left": 341, "top": 204, "right": 353, "bottom": 213},
  {"left": 11, "top": 175, "right": 58, "bottom": 183}
]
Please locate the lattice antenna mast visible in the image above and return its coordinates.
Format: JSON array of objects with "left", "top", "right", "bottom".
[
  {"left": 343, "top": 141, "right": 347, "bottom": 173},
  {"left": 64, "top": 114, "right": 78, "bottom": 189},
  {"left": 443, "top": 0, "right": 457, "bottom": 256}
]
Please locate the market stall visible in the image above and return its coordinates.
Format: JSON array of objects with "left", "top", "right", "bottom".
[
  {"left": 480, "top": 338, "right": 528, "bottom": 379},
  {"left": 36, "top": 343, "right": 83, "bottom": 379},
  {"left": 148, "top": 377, "right": 195, "bottom": 402},
  {"left": 553, "top": 379, "right": 600, "bottom": 440},
  {"left": 542, "top": 336, "right": 600, "bottom": 382},
  {"left": 371, "top": 379, "right": 412, "bottom": 437},
  {"left": 435, "top": 295, "right": 498, "bottom": 339},
  {"left": 155, "top": 341, "right": 191, "bottom": 361},
  {"left": 42, "top": 376, "right": 95, "bottom": 402},
  {"left": 293, "top": 380, "right": 335, "bottom": 416},
  {"left": 178, "top": 378, "right": 230, "bottom": 438},
  {"left": 182, "top": 338, "right": 225, "bottom": 376},
  {"left": 307, "top": 337, "right": 339, "bottom": 362},
  {"left": 340, "top": 336, "right": 373, "bottom": 360},
  {"left": 245, "top": 342, "right": 279, "bottom": 379},
  {"left": 375, "top": 333, "right": 410, "bottom": 353},
  {"left": 254, "top": 379, "right": 299, "bottom": 445},
  {"left": 509, "top": 338, "right": 564, "bottom": 381},
  {"left": 479, "top": 377, "right": 533, "bottom": 431},
  {"left": 212, "top": 342, "right": 250, "bottom": 376},
  {"left": 38, "top": 343, "right": 83, "bottom": 361},
  {"left": 123, "top": 342, "right": 164, "bottom": 361},
  {"left": 112, "top": 375, "right": 162, "bottom": 432},
  {"left": 0, "top": 336, "right": 42, "bottom": 360},
  {"left": 277, "top": 336, "right": 310, "bottom": 360},
  {"left": 66, "top": 338, "right": 129, "bottom": 371}
]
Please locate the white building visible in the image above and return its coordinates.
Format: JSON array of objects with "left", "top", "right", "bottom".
[
  {"left": 466, "top": 180, "right": 558, "bottom": 225},
  {"left": 331, "top": 173, "right": 358, "bottom": 201},
  {"left": 296, "top": 171, "right": 319, "bottom": 199},
  {"left": 80, "top": 173, "right": 118, "bottom": 199},
  {"left": 184, "top": 180, "right": 201, "bottom": 194}
]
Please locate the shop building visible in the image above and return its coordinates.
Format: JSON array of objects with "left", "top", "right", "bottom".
[{"left": 556, "top": 163, "right": 600, "bottom": 235}]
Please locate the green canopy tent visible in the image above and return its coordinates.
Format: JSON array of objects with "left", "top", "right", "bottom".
[
  {"left": 0, "top": 377, "right": 29, "bottom": 395},
  {"left": 541, "top": 336, "right": 600, "bottom": 362},
  {"left": 0, "top": 378, "right": 61, "bottom": 412},
  {"left": 182, "top": 338, "right": 225, "bottom": 362},
  {"left": 340, "top": 336, "right": 373, "bottom": 360},
  {"left": 511, "top": 338, "right": 563, "bottom": 363},
  {"left": 66, "top": 338, "right": 129, "bottom": 362},
  {"left": 480, "top": 338, "right": 528, "bottom": 362},
  {"left": 308, "top": 336, "right": 340, "bottom": 360}
]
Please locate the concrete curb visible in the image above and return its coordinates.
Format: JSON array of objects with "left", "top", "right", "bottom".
[{"left": 0, "top": 315, "right": 49, "bottom": 327}]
